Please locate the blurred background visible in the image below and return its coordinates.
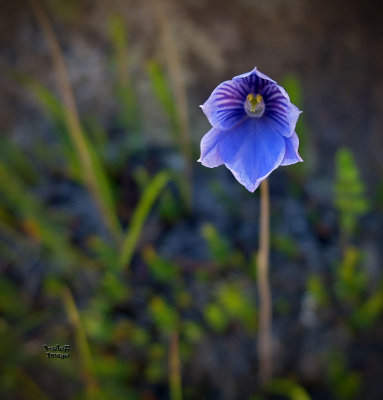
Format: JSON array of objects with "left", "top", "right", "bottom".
[{"left": 0, "top": 0, "right": 382, "bottom": 399}]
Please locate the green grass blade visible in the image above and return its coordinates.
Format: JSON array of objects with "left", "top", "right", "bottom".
[
  {"left": 146, "top": 60, "right": 179, "bottom": 136},
  {"left": 118, "top": 170, "right": 171, "bottom": 271}
]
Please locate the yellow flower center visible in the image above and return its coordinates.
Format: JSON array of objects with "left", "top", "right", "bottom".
[{"left": 245, "top": 93, "right": 265, "bottom": 118}]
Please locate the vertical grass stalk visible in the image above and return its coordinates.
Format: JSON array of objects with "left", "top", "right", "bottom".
[
  {"left": 169, "top": 328, "right": 182, "bottom": 400},
  {"left": 257, "top": 179, "right": 272, "bottom": 385}
]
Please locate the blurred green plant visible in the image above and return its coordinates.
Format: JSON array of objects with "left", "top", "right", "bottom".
[
  {"left": 201, "top": 223, "right": 232, "bottom": 269},
  {"left": 271, "top": 233, "right": 300, "bottom": 260},
  {"left": 147, "top": 61, "right": 180, "bottom": 141},
  {"left": 28, "top": 0, "right": 123, "bottom": 240},
  {"left": 150, "top": 296, "right": 178, "bottom": 335},
  {"left": 118, "top": 170, "right": 172, "bottom": 271},
  {"left": 201, "top": 223, "right": 246, "bottom": 270},
  {"left": 335, "top": 247, "right": 367, "bottom": 305},
  {"left": 350, "top": 284, "right": 383, "bottom": 330},
  {"left": 204, "top": 282, "right": 256, "bottom": 333},
  {"left": 151, "top": 0, "right": 192, "bottom": 167},
  {"left": 9, "top": 69, "right": 121, "bottom": 241},
  {"left": 332, "top": 246, "right": 383, "bottom": 331},
  {"left": 204, "top": 303, "right": 228, "bottom": 333},
  {"left": 158, "top": 188, "right": 183, "bottom": 224},
  {"left": 0, "top": 159, "right": 95, "bottom": 271},
  {"left": 334, "top": 148, "right": 369, "bottom": 246},
  {"left": 109, "top": 14, "right": 142, "bottom": 153},
  {"left": 62, "top": 286, "right": 100, "bottom": 400},
  {"left": 268, "top": 378, "right": 312, "bottom": 400},
  {"left": 8, "top": 72, "right": 80, "bottom": 175},
  {"left": 0, "top": 136, "right": 40, "bottom": 184},
  {"left": 146, "top": 60, "right": 192, "bottom": 209},
  {"left": 327, "top": 351, "right": 361, "bottom": 400},
  {"left": 0, "top": 367, "right": 50, "bottom": 400},
  {"left": 306, "top": 274, "right": 329, "bottom": 308},
  {"left": 142, "top": 246, "right": 179, "bottom": 282},
  {"left": 149, "top": 296, "right": 183, "bottom": 400}
]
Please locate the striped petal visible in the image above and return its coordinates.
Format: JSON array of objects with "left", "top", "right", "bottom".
[
  {"left": 261, "top": 84, "right": 297, "bottom": 138},
  {"left": 200, "top": 80, "right": 248, "bottom": 131}
]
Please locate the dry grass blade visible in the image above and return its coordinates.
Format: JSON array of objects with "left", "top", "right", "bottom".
[{"left": 27, "top": 0, "right": 121, "bottom": 240}]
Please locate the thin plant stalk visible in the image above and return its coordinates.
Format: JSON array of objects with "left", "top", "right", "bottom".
[
  {"left": 257, "top": 179, "right": 272, "bottom": 385},
  {"left": 62, "top": 287, "right": 99, "bottom": 400},
  {"left": 28, "top": 0, "right": 121, "bottom": 240},
  {"left": 169, "top": 328, "right": 182, "bottom": 400}
]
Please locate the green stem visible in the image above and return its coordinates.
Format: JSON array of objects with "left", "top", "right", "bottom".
[{"left": 257, "top": 179, "right": 272, "bottom": 386}]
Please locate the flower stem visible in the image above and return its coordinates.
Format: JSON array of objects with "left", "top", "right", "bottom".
[{"left": 257, "top": 179, "right": 272, "bottom": 386}]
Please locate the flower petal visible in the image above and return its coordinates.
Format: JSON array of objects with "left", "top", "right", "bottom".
[
  {"left": 261, "top": 84, "right": 301, "bottom": 138},
  {"left": 285, "top": 103, "right": 302, "bottom": 135},
  {"left": 200, "top": 80, "right": 248, "bottom": 131},
  {"left": 198, "top": 126, "right": 224, "bottom": 168},
  {"left": 280, "top": 131, "right": 303, "bottom": 166},
  {"left": 276, "top": 84, "right": 302, "bottom": 134},
  {"left": 217, "top": 118, "right": 286, "bottom": 192},
  {"left": 233, "top": 66, "right": 276, "bottom": 85},
  {"left": 233, "top": 67, "right": 275, "bottom": 101}
]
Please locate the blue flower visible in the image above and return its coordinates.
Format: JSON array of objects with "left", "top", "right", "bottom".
[{"left": 198, "top": 67, "right": 303, "bottom": 192}]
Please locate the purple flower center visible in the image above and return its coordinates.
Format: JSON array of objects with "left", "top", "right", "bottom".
[{"left": 244, "top": 93, "right": 265, "bottom": 118}]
